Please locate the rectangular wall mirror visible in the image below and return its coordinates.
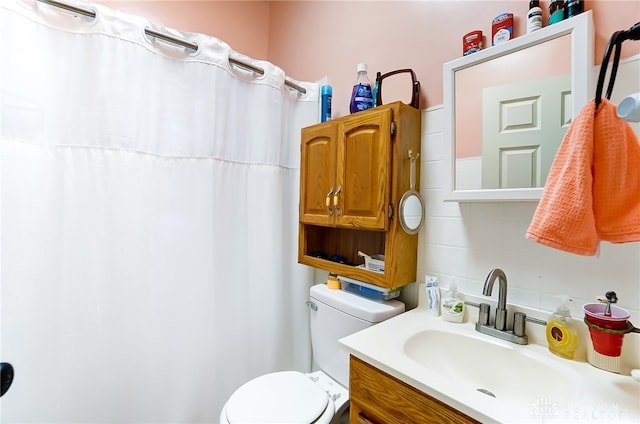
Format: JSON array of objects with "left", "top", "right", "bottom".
[{"left": 444, "top": 11, "right": 594, "bottom": 202}]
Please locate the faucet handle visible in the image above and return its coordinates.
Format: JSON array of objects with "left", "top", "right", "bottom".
[
  {"left": 495, "top": 308, "right": 507, "bottom": 331},
  {"left": 478, "top": 303, "right": 490, "bottom": 326},
  {"left": 513, "top": 312, "right": 526, "bottom": 337}
]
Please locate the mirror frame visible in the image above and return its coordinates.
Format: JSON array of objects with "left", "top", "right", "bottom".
[
  {"left": 444, "top": 11, "right": 594, "bottom": 202},
  {"left": 399, "top": 191, "right": 425, "bottom": 235}
]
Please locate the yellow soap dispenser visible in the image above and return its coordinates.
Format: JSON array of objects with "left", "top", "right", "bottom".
[{"left": 546, "top": 296, "right": 580, "bottom": 359}]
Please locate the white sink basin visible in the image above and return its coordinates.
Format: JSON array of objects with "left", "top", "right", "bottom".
[
  {"left": 403, "top": 329, "right": 580, "bottom": 410},
  {"left": 340, "top": 306, "right": 640, "bottom": 423}
]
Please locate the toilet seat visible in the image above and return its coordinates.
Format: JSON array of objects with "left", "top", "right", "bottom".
[{"left": 222, "top": 371, "right": 335, "bottom": 424}]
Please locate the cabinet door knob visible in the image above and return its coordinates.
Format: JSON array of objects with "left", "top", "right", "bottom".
[
  {"left": 325, "top": 187, "right": 334, "bottom": 216},
  {"left": 333, "top": 186, "right": 342, "bottom": 216}
]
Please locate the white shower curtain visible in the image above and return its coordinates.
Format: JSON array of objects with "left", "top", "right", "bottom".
[{"left": 0, "top": 0, "right": 318, "bottom": 422}]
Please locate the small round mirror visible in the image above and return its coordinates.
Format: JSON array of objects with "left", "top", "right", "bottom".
[{"left": 399, "top": 191, "right": 424, "bottom": 235}]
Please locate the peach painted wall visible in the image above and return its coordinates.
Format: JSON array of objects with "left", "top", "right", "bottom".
[
  {"left": 95, "top": 0, "right": 271, "bottom": 59},
  {"left": 269, "top": 0, "right": 640, "bottom": 117},
  {"left": 92, "top": 0, "right": 639, "bottom": 118}
]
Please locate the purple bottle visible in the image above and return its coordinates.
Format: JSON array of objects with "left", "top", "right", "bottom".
[{"left": 349, "top": 63, "right": 373, "bottom": 114}]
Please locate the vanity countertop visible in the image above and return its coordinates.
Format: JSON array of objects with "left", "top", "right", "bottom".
[{"left": 339, "top": 299, "right": 640, "bottom": 423}]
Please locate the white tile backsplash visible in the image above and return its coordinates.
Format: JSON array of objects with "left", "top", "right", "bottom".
[
  {"left": 454, "top": 157, "right": 482, "bottom": 190},
  {"left": 421, "top": 156, "right": 447, "bottom": 190},
  {"left": 422, "top": 131, "right": 444, "bottom": 162},
  {"left": 422, "top": 105, "right": 444, "bottom": 134},
  {"left": 415, "top": 59, "right": 640, "bottom": 329}
]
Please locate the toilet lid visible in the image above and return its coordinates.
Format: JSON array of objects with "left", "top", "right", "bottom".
[{"left": 224, "top": 371, "right": 330, "bottom": 423}]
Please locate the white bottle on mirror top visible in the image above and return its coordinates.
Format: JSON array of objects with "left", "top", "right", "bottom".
[{"left": 527, "top": 0, "right": 543, "bottom": 33}]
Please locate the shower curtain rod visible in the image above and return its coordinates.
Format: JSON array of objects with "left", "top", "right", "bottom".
[{"left": 36, "top": 0, "right": 307, "bottom": 94}]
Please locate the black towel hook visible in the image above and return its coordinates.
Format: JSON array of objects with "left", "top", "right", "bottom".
[{"left": 595, "top": 22, "right": 640, "bottom": 109}]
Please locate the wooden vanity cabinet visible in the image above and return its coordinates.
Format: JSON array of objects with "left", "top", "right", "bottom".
[
  {"left": 349, "top": 355, "right": 480, "bottom": 424},
  {"left": 298, "top": 102, "right": 420, "bottom": 289}
]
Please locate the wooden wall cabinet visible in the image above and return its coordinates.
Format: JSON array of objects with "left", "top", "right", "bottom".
[
  {"left": 298, "top": 102, "right": 420, "bottom": 289},
  {"left": 349, "top": 355, "right": 480, "bottom": 424}
]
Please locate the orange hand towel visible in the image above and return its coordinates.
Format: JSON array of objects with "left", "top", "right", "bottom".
[{"left": 526, "top": 98, "right": 640, "bottom": 256}]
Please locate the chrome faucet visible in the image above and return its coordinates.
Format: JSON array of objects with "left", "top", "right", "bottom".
[
  {"left": 475, "top": 268, "right": 528, "bottom": 345},
  {"left": 483, "top": 268, "right": 508, "bottom": 331}
]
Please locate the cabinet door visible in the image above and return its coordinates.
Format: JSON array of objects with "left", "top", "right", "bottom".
[
  {"left": 350, "top": 356, "right": 480, "bottom": 424},
  {"left": 336, "top": 109, "right": 392, "bottom": 230},
  {"left": 300, "top": 122, "right": 337, "bottom": 225}
]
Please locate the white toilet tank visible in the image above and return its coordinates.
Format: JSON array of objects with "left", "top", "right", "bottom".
[{"left": 308, "top": 284, "right": 405, "bottom": 388}]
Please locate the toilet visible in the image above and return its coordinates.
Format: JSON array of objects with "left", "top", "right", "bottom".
[{"left": 220, "top": 283, "right": 405, "bottom": 424}]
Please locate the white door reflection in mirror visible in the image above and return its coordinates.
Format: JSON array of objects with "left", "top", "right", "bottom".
[
  {"left": 454, "top": 34, "right": 570, "bottom": 191},
  {"left": 481, "top": 74, "right": 571, "bottom": 189}
]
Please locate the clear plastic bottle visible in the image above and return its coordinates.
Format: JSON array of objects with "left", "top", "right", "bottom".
[
  {"left": 546, "top": 296, "right": 580, "bottom": 359},
  {"left": 349, "top": 63, "right": 373, "bottom": 114},
  {"left": 441, "top": 280, "right": 465, "bottom": 323}
]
